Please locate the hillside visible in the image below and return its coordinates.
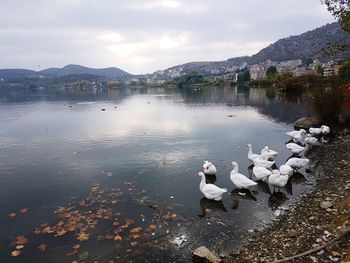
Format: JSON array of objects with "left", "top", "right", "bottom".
[
  {"left": 0, "top": 69, "right": 39, "bottom": 79},
  {"left": 39, "top": 64, "right": 130, "bottom": 78},
  {"left": 248, "top": 22, "right": 350, "bottom": 64},
  {"left": 156, "top": 22, "right": 350, "bottom": 78}
]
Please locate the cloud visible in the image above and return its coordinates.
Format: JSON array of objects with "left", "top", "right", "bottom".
[{"left": 0, "top": 0, "right": 335, "bottom": 73}]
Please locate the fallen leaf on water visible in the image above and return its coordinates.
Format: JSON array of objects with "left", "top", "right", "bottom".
[
  {"left": 66, "top": 250, "right": 79, "bottom": 256},
  {"left": 104, "top": 234, "right": 114, "bottom": 240},
  {"left": 149, "top": 224, "right": 157, "bottom": 230},
  {"left": 130, "top": 227, "right": 142, "bottom": 233},
  {"left": 33, "top": 228, "right": 41, "bottom": 235},
  {"left": 125, "top": 219, "right": 135, "bottom": 225},
  {"left": 12, "top": 236, "right": 29, "bottom": 246},
  {"left": 72, "top": 244, "right": 80, "bottom": 250},
  {"left": 130, "top": 241, "right": 138, "bottom": 247},
  {"left": 114, "top": 235, "right": 122, "bottom": 241},
  {"left": 15, "top": 245, "right": 24, "bottom": 250},
  {"left": 129, "top": 234, "right": 142, "bottom": 239},
  {"left": 38, "top": 244, "right": 47, "bottom": 252},
  {"left": 76, "top": 232, "right": 89, "bottom": 241},
  {"left": 20, "top": 208, "right": 28, "bottom": 214},
  {"left": 11, "top": 250, "right": 21, "bottom": 257},
  {"left": 42, "top": 226, "right": 53, "bottom": 234},
  {"left": 7, "top": 213, "right": 16, "bottom": 218},
  {"left": 55, "top": 229, "right": 67, "bottom": 236}
]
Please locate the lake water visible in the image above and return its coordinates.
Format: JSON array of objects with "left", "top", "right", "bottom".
[{"left": 0, "top": 85, "right": 313, "bottom": 262}]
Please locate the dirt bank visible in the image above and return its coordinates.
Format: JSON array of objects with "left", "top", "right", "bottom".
[{"left": 225, "top": 132, "right": 350, "bottom": 263}]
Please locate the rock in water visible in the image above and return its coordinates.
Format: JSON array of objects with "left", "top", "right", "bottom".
[{"left": 192, "top": 246, "right": 222, "bottom": 263}]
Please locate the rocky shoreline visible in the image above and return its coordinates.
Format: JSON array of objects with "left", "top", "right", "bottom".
[{"left": 224, "top": 131, "right": 350, "bottom": 263}]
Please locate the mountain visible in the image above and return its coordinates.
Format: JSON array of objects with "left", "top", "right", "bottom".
[
  {"left": 155, "top": 22, "right": 350, "bottom": 78},
  {"left": 247, "top": 22, "right": 350, "bottom": 64},
  {"left": 0, "top": 64, "right": 131, "bottom": 81},
  {"left": 0, "top": 69, "right": 39, "bottom": 79},
  {"left": 39, "top": 64, "right": 131, "bottom": 78}
]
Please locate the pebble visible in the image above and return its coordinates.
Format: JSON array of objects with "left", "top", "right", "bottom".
[{"left": 320, "top": 201, "right": 333, "bottom": 209}]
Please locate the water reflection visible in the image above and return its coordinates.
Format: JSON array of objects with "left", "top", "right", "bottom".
[
  {"left": 0, "top": 84, "right": 314, "bottom": 262},
  {"left": 231, "top": 189, "right": 257, "bottom": 202},
  {"left": 205, "top": 174, "right": 217, "bottom": 184},
  {"left": 199, "top": 197, "right": 227, "bottom": 218},
  {"left": 0, "top": 85, "right": 312, "bottom": 124}
]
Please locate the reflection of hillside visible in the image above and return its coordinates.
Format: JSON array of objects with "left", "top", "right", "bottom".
[
  {"left": 178, "top": 85, "right": 312, "bottom": 124},
  {"left": 1, "top": 85, "right": 312, "bottom": 124}
]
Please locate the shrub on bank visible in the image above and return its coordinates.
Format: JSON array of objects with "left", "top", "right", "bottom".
[{"left": 309, "top": 76, "right": 344, "bottom": 123}]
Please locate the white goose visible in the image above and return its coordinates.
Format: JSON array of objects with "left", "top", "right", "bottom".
[
  {"left": 321, "top": 125, "right": 330, "bottom": 135},
  {"left": 253, "top": 166, "right": 272, "bottom": 182},
  {"left": 246, "top": 144, "right": 261, "bottom": 162},
  {"left": 268, "top": 169, "right": 289, "bottom": 188},
  {"left": 304, "top": 134, "right": 318, "bottom": 145},
  {"left": 253, "top": 157, "right": 275, "bottom": 169},
  {"left": 309, "top": 127, "right": 323, "bottom": 135},
  {"left": 261, "top": 146, "right": 278, "bottom": 160},
  {"left": 203, "top": 160, "right": 217, "bottom": 175},
  {"left": 286, "top": 158, "right": 309, "bottom": 171},
  {"left": 197, "top": 172, "right": 227, "bottom": 201},
  {"left": 286, "top": 143, "right": 305, "bottom": 155},
  {"left": 279, "top": 164, "right": 294, "bottom": 177},
  {"left": 286, "top": 129, "right": 306, "bottom": 143},
  {"left": 230, "top": 162, "right": 257, "bottom": 189}
]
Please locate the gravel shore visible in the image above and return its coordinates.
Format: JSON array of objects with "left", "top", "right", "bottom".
[{"left": 225, "top": 132, "right": 350, "bottom": 263}]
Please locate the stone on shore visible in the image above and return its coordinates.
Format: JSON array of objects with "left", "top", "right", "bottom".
[
  {"left": 294, "top": 116, "right": 320, "bottom": 130},
  {"left": 192, "top": 246, "right": 222, "bottom": 263}
]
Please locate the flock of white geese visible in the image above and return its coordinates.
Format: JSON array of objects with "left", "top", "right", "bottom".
[{"left": 197, "top": 125, "right": 331, "bottom": 201}]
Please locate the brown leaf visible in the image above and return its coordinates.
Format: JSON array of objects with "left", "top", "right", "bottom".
[
  {"left": 76, "top": 232, "right": 89, "bottom": 241},
  {"left": 130, "top": 241, "right": 138, "bottom": 247},
  {"left": 72, "top": 244, "right": 80, "bottom": 250},
  {"left": 125, "top": 219, "right": 135, "bottom": 225},
  {"left": 129, "top": 234, "right": 142, "bottom": 239},
  {"left": 149, "top": 224, "right": 157, "bottom": 230},
  {"left": 33, "top": 228, "right": 41, "bottom": 235},
  {"left": 7, "top": 213, "right": 16, "bottom": 218},
  {"left": 38, "top": 244, "right": 47, "bottom": 252},
  {"left": 11, "top": 250, "right": 21, "bottom": 257},
  {"left": 20, "top": 208, "right": 28, "bottom": 214},
  {"left": 55, "top": 229, "right": 67, "bottom": 236},
  {"left": 12, "top": 236, "right": 29, "bottom": 246},
  {"left": 42, "top": 226, "right": 53, "bottom": 234},
  {"left": 114, "top": 235, "right": 122, "bottom": 241},
  {"left": 15, "top": 245, "right": 24, "bottom": 250},
  {"left": 130, "top": 227, "right": 142, "bottom": 233},
  {"left": 66, "top": 249, "right": 79, "bottom": 256},
  {"left": 104, "top": 234, "right": 114, "bottom": 240}
]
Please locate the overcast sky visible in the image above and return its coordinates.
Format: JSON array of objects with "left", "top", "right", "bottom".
[{"left": 0, "top": 0, "right": 335, "bottom": 74}]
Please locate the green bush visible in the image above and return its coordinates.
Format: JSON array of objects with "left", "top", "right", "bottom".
[
  {"left": 310, "top": 76, "right": 343, "bottom": 122},
  {"left": 339, "top": 60, "right": 350, "bottom": 81}
]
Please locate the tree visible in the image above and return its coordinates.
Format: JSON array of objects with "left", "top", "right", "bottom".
[
  {"left": 321, "top": 0, "right": 350, "bottom": 32},
  {"left": 266, "top": 66, "right": 277, "bottom": 77},
  {"left": 243, "top": 70, "right": 251, "bottom": 82},
  {"left": 316, "top": 64, "right": 324, "bottom": 76},
  {"left": 339, "top": 59, "right": 350, "bottom": 81},
  {"left": 237, "top": 70, "right": 251, "bottom": 83}
]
